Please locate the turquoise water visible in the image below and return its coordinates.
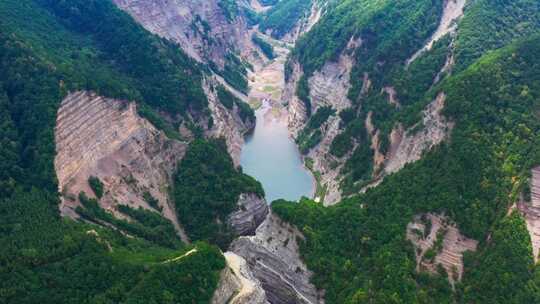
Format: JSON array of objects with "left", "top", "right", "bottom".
[{"left": 240, "top": 105, "right": 314, "bottom": 203}]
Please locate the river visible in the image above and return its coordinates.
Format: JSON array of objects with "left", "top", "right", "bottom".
[{"left": 240, "top": 102, "right": 314, "bottom": 203}]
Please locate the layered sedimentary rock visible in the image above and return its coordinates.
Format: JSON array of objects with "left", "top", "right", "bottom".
[
  {"left": 518, "top": 166, "right": 540, "bottom": 262},
  {"left": 230, "top": 213, "right": 323, "bottom": 304},
  {"left": 205, "top": 80, "right": 255, "bottom": 165},
  {"left": 229, "top": 193, "right": 269, "bottom": 236},
  {"left": 384, "top": 92, "right": 453, "bottom": 174},
  {"left": 55, "top": 91, "right": 188, "bottom": 241},
  {"left": 113, "top": 0, "right": 250, "bottom": 66},
  {"left": 212, "top": 252, "right": 269, "bottom": 304},
  {"left": 407, "top": 213, "right": 478, "bottom": 284}
]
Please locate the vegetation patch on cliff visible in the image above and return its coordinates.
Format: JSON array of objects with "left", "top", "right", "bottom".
[{"left": 172, "top": 139, "right": 264, "bottom": 249}]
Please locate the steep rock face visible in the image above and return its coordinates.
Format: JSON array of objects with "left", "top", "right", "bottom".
[
  {"left": 229, "top": 193, "right": 269, "bottom": 236},
  {"left": 205, "top": 80, "right": 255, "bottom": 165},
  {"left": 113, "top": 0, "right": 250, "bottom": 66},
  {"left": 281, "top": 1, "right": 325, "bottom": 43},
  {"left": 306, "top": 116, "right": 345, "bottom": 205},
  {"left": 307, "top": 37, "right": 359, "bottom": 113},
  {"left": 384, "top": 92, "right": 454, "bottom": 174},
  {"left": 212, "top": 252, "right": 269, "bottom": 304},
  {"left": 54, "top": 91, "right": 189, "bottom": 241},
  {"left": 285, "top": 38, "right": 360, "bottom": 205},
  {"left": 230, "top": 213, "right": 323, "bottom": 304},
  {"left": 407, "top": 0, "right": 466, "bottom": 65},
  {"left": 518, "top": 166, "right": 540, "bottom": 262},
  {"left": 407, "top": 213, "right": 478, "bottom": 284},
  {"left": 285, "top": 61, "right": 306, "bottom": 137}
]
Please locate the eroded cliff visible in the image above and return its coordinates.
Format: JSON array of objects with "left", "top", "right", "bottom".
[
  {"left": 230, "top": 213, "right": 323, "bottom": 304},
  {"left": 55, "top": 91, "right": 189, "bottom": 241},
  {"left": 113, "top": 0, "right": 251, "bottom": 66},
  {"left": 407, "top": 213, "right": 478, "bottom": 284}
]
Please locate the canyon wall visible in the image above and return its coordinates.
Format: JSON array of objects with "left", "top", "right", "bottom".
[
  {"left": 55, "top": 91, "right": 189, "bottom": 241},
  {"left": 113, "top": 0, "right": 251, "bottom": 66},
  {"left": 212, "top": 252, "right": 269, "bottom": 304},
  {"left": 204, "top": 79, "right": 255, "bottom": 165},
  {"left": 384, "top": 92, "right": 454, "bottom": 175},
  {"left": 285, "top": 38, "right": 360, "bottom": 205},
  {"left": 230, "top": 213, "right": 324, "bottom": 304},
  {"left": 229, "top": 193, "right": 269, "bottom": 236}
]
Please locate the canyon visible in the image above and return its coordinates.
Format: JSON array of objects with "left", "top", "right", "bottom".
[{"left": 51, "top": 0, "right": 540, "bottom": 302}]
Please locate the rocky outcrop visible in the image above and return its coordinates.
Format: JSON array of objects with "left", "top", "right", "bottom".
[
  {"left": 230, "top": 213, "right": 323, "bottom": 304},
  {"left": 54, "top": 91, "right": 189, "bottom": 242},
  {"left": 205, "top": 80, "right": 255, "bottom": 165},
  {"left": 286, "top": 38, "right": 359, "bottom": 136},
  {"left": 306, "top": 116, "right": 345, "bottom": 205},
  {"left": 407, "top": 213, "right": 478, "bottom": 284},
  {"left": 113, "top": 0, "right": 251, "bottom": 66},
  {"left": 281, "top": 1, "right": 325, "bottom": 43},
  {"left": 229, "top": 193, "right": 269, "bottom": 236},
  {"left": 407, "top": 0, "right": 466, "bottom": 65},
  {"left": 284, "top": 61, "right": 307, "bottom": 137},
  {"left": 284, "top": 38, "right": 361, "bottom": 205},
  {"left": 307, "top": 37, "right": 359, "bottom": 113},
  {"left": 212, "top": 252, "right": 269, "bottom": 304},
  {"left": 384, "top": 92, "right": 454, "bottom": 174},
  {"left": 517, "top": 166, "right": 540, "bottom": 262}
]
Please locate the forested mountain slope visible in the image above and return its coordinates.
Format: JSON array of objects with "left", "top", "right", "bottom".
[
  {"left": 285, "top": 0, "right": 540, "bottom": 203},
  {"left": 2, "top": 0, "right": 540, "bottom": 303},
  {"left": 0, "top": 0, "right": 261, "bottom": 302},
  {"left": 275, "top": 33, "right": 540, "bottom": 303}
]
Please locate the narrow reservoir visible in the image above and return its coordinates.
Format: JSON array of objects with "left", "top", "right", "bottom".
[{"left": 240, "top": 103, "right": 314, "bottom": 203}]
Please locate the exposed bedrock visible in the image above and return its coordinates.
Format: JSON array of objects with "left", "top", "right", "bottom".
[
  {"left": 407, "top": 213, "right": 478, "bottom": 284},
  {"left": 517, "top": 166, "right": 540, "bottom": 262},
  {"left": 285, "top": 38, "right": 361, "bottom": 205},
  {"left": 212, "top": 252, "right": 269, "bottom": 304},
  {"left": 229, "top": 193, "right": 269, "bottom": 236},
  {"left": 54, "top": 91, "right": 189, "bottom": 241},
  {"left": 113, "top": 0, "right": 251, "bottom": 66},
  {"left": 407, "top": 0, "right": 466, "bottom": 65},
  {"left": 204, "top": 79, "right": 255, "bottom": 166},
  {"left": 384, "top": 92, "right": 454, "bottom": 174},
  {"left": 280, "top": 1, "right": 325, "bottom": 43},
  {"left": 230, "top": 213, "right": 324, "bottom": 304}
]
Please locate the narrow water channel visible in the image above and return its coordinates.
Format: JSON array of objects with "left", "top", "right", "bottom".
[{"left": 240, "top": 102, "right": 314, "bottom": 203}]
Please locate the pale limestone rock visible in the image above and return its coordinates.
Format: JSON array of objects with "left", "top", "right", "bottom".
[
  {"left": 407, "top": 0, "right": 466, "bottom": 65},
  {"left": 230, "top": 213, "right": 324, "bottom": 304},
  {"left": 518, "top": 166, "right": 540, "bottom": 262},
  {"left": 384, "top": 92, "right": 454, "bottom": 174},
  {"left": 307, "top": 37, "right": 359, "bottom": 113},
  {"left": 55, "top": 91, "right": 189, "bottom": 242},
  {"left": 281, "top": 1, "right": 325, "bottom": 43},
  {"left": 407, "top": 213, "right": 478, "bottom": 284},
  {"left": 113, "top": 0, "right": 251, "bottom": 66},
  {"left": 212, "top": 252, "right": 269, "bottom": 304}
]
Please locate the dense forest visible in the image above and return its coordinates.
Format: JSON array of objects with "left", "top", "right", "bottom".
[
  {"left": 274, "top": 31, "right": 540, "bottom": 304},
  {"left": 172, "top": 139, "right": 264, "bottom": 249},
  {"left": 2, "top": 0, "right": 540, "bottom": 303},
  {"left": 0, "top": 0, "right": 228, "bottom": 302}
]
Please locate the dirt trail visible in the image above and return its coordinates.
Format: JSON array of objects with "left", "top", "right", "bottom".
[{"left": 162, "top": 248, "right": 198, "bottom": 264}]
